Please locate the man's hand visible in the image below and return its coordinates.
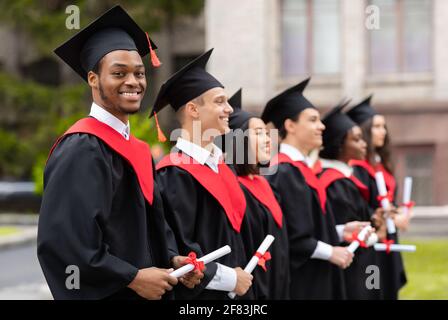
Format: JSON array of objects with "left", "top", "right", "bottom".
[
  {"left": 233, "top": 267, "right": 253, "bottom": 296},
  {"left": 128, "top": 267, "right": 178, "bottom": 300},
  {"left": 343, "top": 221, "right": 372, "bottom": 242},
  {"left": 171, "top": 255, "right": 205, "bottom": 289},
  {"left": 329, "top": 246, "right": 354, "bottom": 269}
]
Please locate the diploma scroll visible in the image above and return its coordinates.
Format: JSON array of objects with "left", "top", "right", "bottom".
[
  {"left": 170, "top": 245, "right": 232, "bottom": 278},
  {"left": 228, "top": 235, "right": 275, "bottom": 299}
]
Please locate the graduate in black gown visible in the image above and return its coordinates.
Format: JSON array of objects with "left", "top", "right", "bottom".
[
  {"left": 318, "top": 101, "right": 384, "bottom": 300},
  {"left": 37, "top": 6, "right": 202, "bottom": 300},
  {"left": 222, "top": 89, "right": 290, "bottom": 299},
  {"left": 261, "top": 78, "right": 367, "bottom": 299},
  {"left": 153, "top": 50, "right": 253, "bottom": 300},
  {"left": 346, "top": 96, "right": 407, "bottom": 299}
]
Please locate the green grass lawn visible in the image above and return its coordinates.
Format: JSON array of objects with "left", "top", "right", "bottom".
[
  {"left": 0, "top": 226, "right": 19, "bottom": 236},
  {"left": 399, "top": 238, "right": 448, "bottom": 300}
]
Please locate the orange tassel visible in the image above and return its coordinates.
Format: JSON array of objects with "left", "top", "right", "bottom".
[
  {"left": 145, "top": 32, "right": 161, "bottom": 67},
  {"left": 154, "top": 112, "right": 167, "bottom": 142}
]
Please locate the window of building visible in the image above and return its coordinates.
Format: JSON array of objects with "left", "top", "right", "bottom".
[
  {"left": 369, "top": 0, "right": 432, "bottom": 74},
  {"left": 395, "top": 145, "right": 434, "bottom": 206},
  {"left": 281, "top": 0, "right": 341, "bottom": 76}
]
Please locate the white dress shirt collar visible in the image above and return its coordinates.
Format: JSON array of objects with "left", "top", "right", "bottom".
[
  {"left": 279, "top": 143, "right": 312, "bottom": 167},
  {"left": 320, "top": 158, "right": 353, "bottom": 178},
  {"left": 175, "top": 137, "right": 223, "bottom": 173},
  {"left": 89, "top": 102, "right": 130, "bottom": 140}
]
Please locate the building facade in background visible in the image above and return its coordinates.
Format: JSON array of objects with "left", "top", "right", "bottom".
[{"left": 206, "top": 0, "right": 447, "bottom": 206}]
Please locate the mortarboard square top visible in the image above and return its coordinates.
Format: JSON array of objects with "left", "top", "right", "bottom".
[
  {"left": 346, "top": 95, "right": 376, "bottom": 125},
  {"left": 54, "top": 5, "right": 157, "bottom": 81},
  {"left": 150, "top": 48, "right": 224, "bottom": 117},
  {"left": 261, "top": 78, "right": 315, "bottom": 129}
]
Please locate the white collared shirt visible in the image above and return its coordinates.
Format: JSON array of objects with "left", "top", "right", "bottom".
[
  {"left": 174, "top": 137, "right": 236, "bottom": 291},
  {"left": 279, "top": 143, "right": 333, "bottom": 260},
  {"left": 89, "top": 102, "right": 130, "bottom": 140},
  {"left": 175, "top": 138, "right": 223, "bottom": 173},
  {"left": 320, "top": 159, "right": 353, "bottom": 178},
  {"left": 279, "top": 143, "right": 313, "bottom": 167}
]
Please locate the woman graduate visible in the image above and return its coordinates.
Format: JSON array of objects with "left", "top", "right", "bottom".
[
  {"left": 154, "top": 50, "right": 253, "bottom": 300},
  {"left": 346, "top": 95, "right": 407, "bottom": 300},
  {"left": 37, "top": 6, "right": 202, "bottom": 300},
  {"left": 261, "top": 78, "right": 367, "bottom": 300},
  {"left": 318, "top": 101, "right": 384, "bottom": 300},
  {"left": 223, "top": 89, "right": 290, "bottom": 299}
]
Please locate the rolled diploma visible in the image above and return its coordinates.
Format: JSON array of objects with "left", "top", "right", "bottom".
[
  {"left": 170, "top": 245, "right": 231, "bottom": 278},
  {"left": 374, "top": 243, "right": 416, "bottom": 252},
  {"left": 402, "top": 177, "right": 413, "bottom": 215},
  {"left": 375, "top": 171, "right": 396, "bottom": 234},
  {"left": 347, "top": 226, "right": 371, "bottom": 253},
  {"left": 228, "top": 234, "right": 275, "bottom": 299}
]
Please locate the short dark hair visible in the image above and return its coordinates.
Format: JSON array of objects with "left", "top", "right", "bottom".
[
  {"left": 91, "top": 58, "right": 103, "bottom": 75},
  {"left": 278, "top": 113, "right": 300, "bottom": 139}
]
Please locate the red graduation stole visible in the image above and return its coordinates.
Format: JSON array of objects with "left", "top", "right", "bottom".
[
  {"left": 48, "top": 117, "right": 154, "bottom": 204},
  {"left": 238, "top": 175, "right": 283, "bottom": 228},
  {"left": 156, "top": 152, "right": 246, "bottom": 233},
  {"left": 349, "top": 159, "right": 395, "bottom": 202},
  {"left": 271, "top": 153, "right": 327, "bottom": 213},
  {"left": 319, "top": 168, "right": 370, "bottom": 202}
]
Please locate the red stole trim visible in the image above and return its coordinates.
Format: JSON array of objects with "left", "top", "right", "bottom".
[
  {"left": 349, "top": 159, "right": 376, "bottom": 178},
  {"left": 48, "top": 117, "right": 154, "bottom": 204},
  {"left": 349, "top": 159, "right": 396, "bottom": 202},
  {"left": 319, "top": 168, "right": 370, "bottom": 202},
  {"left": 271, "top": 153, "right": 327, "bottom": 213},
  {"left": 156, "top": 152, "right": 246, "bottom": 233},
  {"left": 238, "top": 175, "right": 283, "bottom": 228}
]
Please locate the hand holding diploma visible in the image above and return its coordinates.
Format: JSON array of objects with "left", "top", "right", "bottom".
[
  {"left": 228, "top": 235, "right": 275, "bottom": 299},
  {"left": 375, "top": 171, "right": 397, "bottom": 234},
  {"left": 347, "top": 225, "right": 374, "bottom": 253},
  {"left": 170, "top": 245, "right": 231, "bottom": 278}
]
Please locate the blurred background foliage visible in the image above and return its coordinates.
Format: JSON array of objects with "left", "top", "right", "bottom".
[{"left": 0, "top": 0, "right": 203, "bottom": 193}]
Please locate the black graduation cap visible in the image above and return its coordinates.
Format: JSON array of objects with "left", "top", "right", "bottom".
[
  {"left": 322, "top": 99, "right": 356, "bottom": 148},
  {"left": 261, "top": 78, "right": 315, "bottom": 129},
  {"left": 54, "top": 5, "right": 159, "bottom": 82},
  {"left": 346, "top": 94, "right": 376, "bottom": 125},
  {"left": 150, "top": 48, "right": 224, "bottom": 118},
  {"left": 228, "top": 89, "right": 255, "bottom": 130}
]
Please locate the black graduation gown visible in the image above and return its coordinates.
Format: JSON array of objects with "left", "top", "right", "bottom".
[
  {"left": 156, "top": 152, "right": 247, "bottom": 300},
  {"left": 238, "top": 181, "right": 290, "bottom": 300},
  {"left": 266, "top": 163, "right": 346, "bottom": 300},
  {"left": 37, "top": 133, "right": 177, "bottom": 300},
  {"left": 320, "top": 168, "right": 382, "bottom": 300},
  {"left": 353, "top": 165, "right": 407, "bottom": 300}
]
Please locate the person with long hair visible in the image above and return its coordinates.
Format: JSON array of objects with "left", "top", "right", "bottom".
[
  {"left": 319, "top": 101, "right": 384, "bottom": 299},
  {"left": 346, "top": 95, "right": 407, "bottom": 300},
  {"left": 223, "top": 89, "right": 290, "bottom": 299}
]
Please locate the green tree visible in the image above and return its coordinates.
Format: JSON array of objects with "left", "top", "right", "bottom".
[{"left": 0, "top": 0, "right": 203, "bottom": 193}]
